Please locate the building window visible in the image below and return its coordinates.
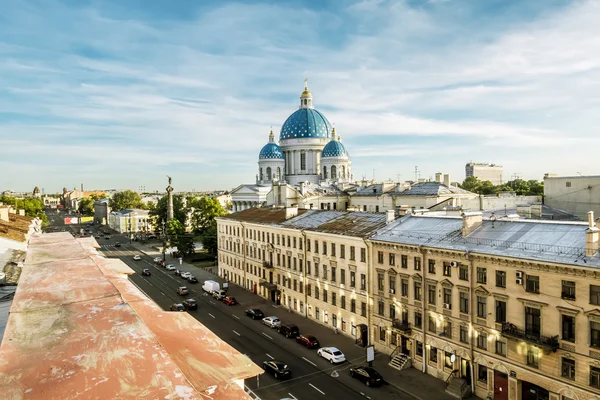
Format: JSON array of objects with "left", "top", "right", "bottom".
[
  {"left": 429, "top": 347, "right": 438, "bottom": 363},
  {"left": 323, "top": 290, "right": 328, "bottom": 303},
  {"left": 379, "top": 326, "right": 386, "bottom": 341},
  {"left": 460, "top": 292, "right": 469, "bottom": 314},
  {"left": 350, "top": 271, "right": 356, "bottom": 287},
  {"left": 414, "top": 257, "right": 421, "bottom": 271},
  {"left": 443, "top": 320, "right": 452, "bottom": 338},
  {"left": 428, "top": 260, "right": 436, "bottom": 274},
  {"left": 477, "top": 267, "right": 487, "bottom": 284},
  {"left": 315, "top": 240, "right": 319, "bottom": 253},
  {"left": 561, "top": 280, "right": 576, "bottom": 300},
  {"left": 306, "top": 261, "right": 311, "bottom": 275},
  {"left": 566, "top": 181, "right": 571, "bottom": 187},
  {"left": 315, "top": 307, "right": 320, "bottom": 320},
  {"left": 443, "top": 288, "right": 452, "bottom": 309},
  {"left": 331, "top": 292, "right": 336, "bottom": 306},
  {"left": 401, "top": 255, "right": 408, "bottom": 269},
  {"left": 526, "top": 275, "right": 540, "bottom": 293},
  {"left": 331, "top": 267, "right": 337, "bottom": 282},
  {"left": 293, "top": 280, "right": 297, "bottom": 291},
  {"left": 459, "top": 264, "right": 468, "bottom": 281},
  {"left": 477, "top": 332, "right": 488, "bottom": 350},
  {"left": 525, "top": 307, "right": 541, "bottom": 336},
  {"left": 591, "top": 366, "right": 600, "bottom": 388},
  {"left": 361, "top": 274, "right": 366, "bottom": 291},
  {"left": 460, "top": 325, "right": 469, "bottom": 343},
  {"left": 444, "top": 352, "right": 453, "bottom": 369},
  {"left": 378, "top": 272, "right": 385, "bottom": 291},
  {"left": 307, "top": 239, "right": 311, "bottom": 252},
  {"left": 341, "top": 295, "right": 346, "bottom": 309},
  {"left": 416, "top": 341, "right": 423, "bottom": 357},
  {"left": 562, "top": 314, "right": 576, "bottom": 342},
  {"left": 340, "top": 269, "right": 346, "bottom": 285},
  {"left": 331, "top": 242, "right": 335, "bottom": 257},
  {"left": 314, "top": 287, "right": 319, "bottom": 300},
  {"left": 300, "top": 152, "right": 306, "bottom": 170},
  {"left": 350, "top": 246, "right": 355, "bottom": 261},
  {"left": 378, "top": 300, "right": 385, "bottom": 316},
  {"left": 496, "top": 271, "right": 506, "bottom": 288},
  {"left": 495, "top": 340, "right": 506, "bottom": 356},
  {"left": 322, "top": 265, "right": 327, "bottom": 280},
  {"left": 443, "top": 263, "right": 451, "bottom": 277},
  {"left": 428, "top": 284, "right": 436, "bottom": 305},
  {"left": 389, "top": 253, "right": 395, "bottom": 266},
  {"left": 323, "top": 241, "right": 327, "bottom": 255},
  {"left": 590, "top": 321, "right": 600, "bottom": 348},
  {"left": 415, "top": 312, "right": 422, "bottom": 329},
  {"left": 361, "top": 248, "right": 366, "bottom": 262},
  {"left": 428, "top": 315, "right": 436, "bottom": 333},
  {"left": 350, "top": 299, "right": 356, "bottom": 313},
  {"left": 562, "top": 358, "right": 576, "bottom": 380},
  {"left": 495, "top": 300, "right": 506, "bottom": 323},
  {"left": 401, "top": 279, "right": 409, "bottom": 297},
  {"left": 361, "top": 302, "right": 367, "bottom": 317},
  {"left": 340, "top": 245, "right": 345, "bottom": 259},
  {"left": 477, "top": 296, "right": 487, "bottom": 318},
  {"left": 378, "top": 251, "right": 384, "bottom": 264},
  {"left": 591, "top": 285, "right": 600, "bottom": 305},
  {"left": 527, "top": 347, "right": 540, "bottom": 368},
  {"left": 414, "top": 281, "right": 422, "bottom": 301},
  {"left": 478, "top": 365, "right": 488, "bottom": 383},
  {"left": 389, "top": 304, "right": 396, "bottom": 320},
  {"left": 389, "top": 276, "right": 396, "bottom": 294}
]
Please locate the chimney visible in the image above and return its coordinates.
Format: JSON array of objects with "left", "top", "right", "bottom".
[
  {"left": 586, "top": 211, "right": 599, "bottom": 256},
  {"left": 0, "top": 207, "right": 8, "bottom": 222},
  {"left": 461, "top": 211, "right": 482, "bottom": 236},
  {"left": 19, "top": 209, "right": 25, "bottom": 216},
  {"left": 386, "top": 209, "right": 395, "bottom": 224},
  {"left": 285, "top": 206, "right": 298, "bottom": 220},
  {"left": 443, "top": 174, "right": 451, "bottom": 187},
  {"left": 435, "top": 173, "right": 443, "bottom": 183}
]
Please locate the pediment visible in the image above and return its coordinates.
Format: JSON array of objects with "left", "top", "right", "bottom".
[
  {"left": 473, "top": 285, "right": 489, "bottom": 295},
  {"left": 439, "top": 279, "right": 453, "bottom": 288}
]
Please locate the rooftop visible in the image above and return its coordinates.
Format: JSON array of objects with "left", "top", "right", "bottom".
[
  {"left": 281, "top": 210, "right": 387, "bottom": 237},
  {"left": 0, "top": 232, "right": 261, "bottom": 399},
  {"left": 220, "top": 207, "right": 308, "bottom": 224}
]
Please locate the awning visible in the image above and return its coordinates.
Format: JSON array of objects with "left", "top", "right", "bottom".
[{"left": 259, "top": 281, "right": 277, "bottom": 290}]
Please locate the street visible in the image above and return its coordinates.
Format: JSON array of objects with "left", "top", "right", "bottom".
[{"left": 96, "top": 237, "right": 417, "bottom": 400}]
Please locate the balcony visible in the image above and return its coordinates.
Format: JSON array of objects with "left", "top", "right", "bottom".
[
  {"left": 392, "top": 319, "right": 412, "bottom": 333},
  {"left": 501, "top": 322, "right": 559, "bottom": 352},
  {"left": 262, "top": 261, "right": 274, "bottom": 269}
]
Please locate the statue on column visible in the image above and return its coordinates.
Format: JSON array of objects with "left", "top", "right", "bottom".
[{"left": 166, "top": 175, "right": 174, "bottom": 221}]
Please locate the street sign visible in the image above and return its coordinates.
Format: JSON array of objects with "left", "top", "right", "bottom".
[{"left": 366, "top": 345, "right": 375, "bottom": 362}]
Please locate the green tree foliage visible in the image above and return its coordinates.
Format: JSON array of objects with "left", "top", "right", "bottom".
[
  {"left": 165, "top": 219, "right": 195, "bottom": 255},
  {"left": 89, "top": 193, "right": 106, "bottom": 201},
  {"left": 459, "top": 178, "right": 544, "bottom": 196},
  {"left": 201, "top": 225, "right": 218, "bottom": 257},
  {"left": 0, "top": 195, "right": 49, "bottom": 227},
  {"left": 109, "top": 190, "right": 146, "bottom": 211},
  {"left": 77, "top": 197, "right": 94, "bottom": 216},
  {"left": 150, "top": 194, "right": 187, "bottom": 227},
  {"left": 188, "top": 197, "right": 228, "bottom": 234}
]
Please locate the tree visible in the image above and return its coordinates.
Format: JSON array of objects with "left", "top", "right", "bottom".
[
  {"left": 89, "top": 193, "right": 106, "bottom": 201},
  {"left": 0, "top": 195, "right": 49, "bottom": 228},
  {"left": 189, "top": 197, "right": 228, "bottom": 234},
  {"left": 78, "top": 197, "right": 94, "bottom": 216},
  {"left": 528, "top": 180, "right": 544, "bottom": 196},
  {"left": 166, "top": 219, "right": 195, "bottom": 255},
  {"left": 150, "top": 194, "right": 187, "bottom": 227},
  {"left": 460, "top": 176, "right": 482, "bottom": 193},
  {"left": 109, "top": 190, "right": 146, "bottom": 211},
  {"left": 201, "top": 225, "right": 218, "bottom": 257}
]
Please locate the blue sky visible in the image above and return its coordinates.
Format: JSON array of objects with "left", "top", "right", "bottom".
[{"left": 2, "top": 0, "right": 598, "bottom": 193}]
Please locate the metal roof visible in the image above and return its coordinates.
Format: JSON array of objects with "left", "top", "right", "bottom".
[
  {"left": 221, "top": 207, "right": 308, "bottom": 224},
  {"left": 282, "top": 210, "right": 387, "bottom": 237}
]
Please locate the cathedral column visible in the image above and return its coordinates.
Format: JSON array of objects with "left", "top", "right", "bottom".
[
  {"left": 296, "top": 150, "right": 301, "bottom": 174},
  {"left": 307, "top": 150, "right": 313, "bottom": 174},
  {"left": 290, "top": 150, "right": 295, "bottom": 175}
]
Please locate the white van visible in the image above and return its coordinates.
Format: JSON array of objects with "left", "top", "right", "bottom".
[{"left": 202, "top": 280, "right": 220, "bottom": 293}]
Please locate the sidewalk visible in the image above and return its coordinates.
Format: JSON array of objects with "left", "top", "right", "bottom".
[{"left": 131, "top": 243, "right": 478, "bottom": 400}]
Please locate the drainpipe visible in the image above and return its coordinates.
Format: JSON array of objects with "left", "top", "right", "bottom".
[
  {"left": 467, "top": 250, "right": 475, "bottom": 394},
  {"left": 301, "top": 229, "right": 308, "bottom": 318},
  {"left": 420, "top": 245, "right": 428, "bottom": 374},
  {"left": 364, "top": 237, "right": 373, "bottom": 346}
]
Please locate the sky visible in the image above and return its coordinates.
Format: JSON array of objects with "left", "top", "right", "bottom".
[{"left": 2, "top": 0, "right": 599, "bottom": 193}]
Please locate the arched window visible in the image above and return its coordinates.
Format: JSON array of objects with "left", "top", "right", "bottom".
[
  {"left": 341, "top": 165, "right": 346, "bottom": 178},
  {"left": 276, "top": 167, "right": 281, "bottom": 180},
  {"left": 260, "top": 168, "right": 263, "bottom": 181},
  {"left": 323, "top": 166, "right": 328, "bottom": 179},
  {"left": 331, "top": 166, "right": 337, "bottom": 179},
  {"left": 266, "top": 167, "right": 272, "bottom": 180}
]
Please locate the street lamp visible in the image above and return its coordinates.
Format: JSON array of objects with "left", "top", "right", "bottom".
[
  {"left": 161, "top": 221, "right": 166, "bottom": 262},
  {"left": 128, "top": 215, "right": 132, "bottom": 244}
]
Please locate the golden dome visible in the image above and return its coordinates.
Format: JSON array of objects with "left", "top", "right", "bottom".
[{"left": 301, "top": 87, "right": 312, "bottom": 97}]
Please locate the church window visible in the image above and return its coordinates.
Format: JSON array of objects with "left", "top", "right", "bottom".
[
  {"left": 300, "top": 153, "right": 306, "bottom": 170},
  {"left": 266, "top": 167, "right": 272, "bottom": 180},
  {"left": 341, "top": 165, "right": 346, "bottom": 178},
  {"left": 331, "top": 166, "right": 337, "bottom": 179},
  {"left": 260, "top": 168, "right": 263, "bottom": 180},
  {"left": 323, "top": 166, "right": 328, "bottom": 179},
  {"left": 276, "top": 167, "right": 281, "bottom": 180}
]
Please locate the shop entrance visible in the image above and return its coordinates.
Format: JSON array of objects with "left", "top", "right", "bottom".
[
  {"left": 461, "top": 359, "right": 471, "bottom": 380},
  {"left": 522, "top": 381, "right": 549, "bottom": 400},
  {"left": 401, "top": 336, "right": 410, "bottom": 355},
  {"left": 494, "top": 371, "right": 508, "bottom": 400}
]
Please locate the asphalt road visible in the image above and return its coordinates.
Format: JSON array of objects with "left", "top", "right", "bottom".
[{"left": 65, "top": 228, "right": 418, "bottom": 400}]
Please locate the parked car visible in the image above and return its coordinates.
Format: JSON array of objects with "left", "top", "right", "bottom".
[
  {"left": 349, "top": 366, "right": 383, "bottom": 387},
  {"left": 165, "top": 265, "right": 176, "bottom": 271},
  {"left": 175, "top": 269, "right": 182, "bottom": 276},
  {"left": 212, "top": 290, "right": 227, "bottom": 300},
  {"left": 141, "top": 269, "right": 151, "bottom": 276},
  {"left": 296, "top": 334, "right": 320, "bottom": 349},
  {"left": 181, "top": 272, "right": 192, "bottom": 279},
  {"left": 115, "top": 242, "right": 121, "bottom": 247},
  {"left": 156, "top": 260, "right": 165, "bottom": 266},
  {"left": 148, "top": 235, "right": 157, "bottom": 239},
  {"left": 182, "top": 299, "right": 198, "bottom": 310},
  {"left": 133, "top": 255, "right": 141, "bottom": 261},
  {"left": 262, "top": 360, "right": 291, "bottom": 380},
  {"left": 177, "top": 286, "right": 189, "bottom": 295},
  {"left": 104, "top": 236, "right": 110, "bottom": 240},
  {"left": 278, "top": 323, "right": 299, "bottom": 338},
  {"left": 170, "top": 303, "right": 185, "bottom": 312},
  {"left": 317, "top": 347, "right": 346, "bottom": 364},
  {"left": 223, "top": 296, "right": 237, "bottom": 306},
  {"left": 153, "top": 257, "right": 162, "bottom": 262},
  {"left": 203, "top": 280, "right": 220, "bottom": 293},
  {"left": 245, "top": 309, "right": 264, "bottom": 320},
  {"left": 262, "top": 316, "right": 281, "bottom": 328},
  {"left": 187, "top": 276, "right": 198, "bottom": 284}
]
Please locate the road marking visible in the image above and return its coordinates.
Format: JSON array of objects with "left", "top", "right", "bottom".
[
  {"left": 233, "top": 330, "right": 241, "bottom": 336},
  {"left": 160, "top": 291, "right": 165, "bottom": 296},
  {"left": 309, "top": 383, "right": 325, "bottom": 395},
  {"left": 302, "top": 357, "right": 316, "bottom": 367},
  {"left": 287, "top": 393, "right": 298, "bottom": 400},
  {"left": 261, "top": 332, "right": 273, "bottom": 340},
  {"left": 210, "top": 301, "right": 215, "bottom": 304},
  {"left": 208, "top": 313, "right": 216, "bottom": 319},
  {"left": 232, "top": 314, "right": 240, "bottom": 320},
  {"left": 265, "top": 353, "right": 274, "bottom": 359}
]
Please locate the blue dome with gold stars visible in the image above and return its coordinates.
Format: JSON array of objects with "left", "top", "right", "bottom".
[
  {"left": 259, "top": 142, "right": 285, "bottom": 160},
  {"left": 322, "top": 139, "right": 348, "bottom": 158},
  {"left": 279, "top": 108, "right": 333, "bottom": 141}
]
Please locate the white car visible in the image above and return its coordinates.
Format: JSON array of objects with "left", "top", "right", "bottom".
[
  {"left": 317, "top": 347, "right": 346, "bottom": 364},
  {"left": 181, "top": 272, "right": 192, "bottom": 279},
  {"left": 262, "top": 316, "right": 281, "bottom": 328},
  {"left": 153, "top": 257, "right": 162, "bottom": 262},
  {"left": 133, "top": 255, "right": 141, "bottom": 261},
  {"left": 165, "top": 265, "right": 176, "bottom": 271}
]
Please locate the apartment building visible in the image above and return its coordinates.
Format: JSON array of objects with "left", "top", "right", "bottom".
[
  {"left": 216, "top": 207, "right": 386, "bottom": 344},
  {"left": 370, "top": 211, "right": 600, "bottom": 400},
  {"left": 466, "top": 162, "right": 503, "bottom": 186}
]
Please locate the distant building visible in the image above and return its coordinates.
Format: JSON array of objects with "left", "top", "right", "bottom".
[
  {"left": 544, "top": 174, "right": 600, "bottom": 219},
  {"left": 107, "top": 209, "right": 152, "bottom": 234},
  {"left": 93, "top": 199, "right": 110, "bottom": 225},
  {"left": 465, "top": 162, "right": 503, "bottom": 185}
]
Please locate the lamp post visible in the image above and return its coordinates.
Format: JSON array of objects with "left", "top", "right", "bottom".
[
  {"left": 128, "top": 215, "right": 132, "bottom": 244},
  {"left": 161, "top": 221, "right": 166, "bottom": 262}
]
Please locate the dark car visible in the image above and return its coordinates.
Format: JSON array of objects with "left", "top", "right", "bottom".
[
  {"left": 349, "top": 366, "right": 383, "bottom": 387},
  {"left": 245, "top": 309, "right": 264, "bottom": 319},
  {"left": 296, "top": 334, "right": 319, "bottom": 348},
  {"left": 182, "top": 299, "right": 198, "bottom": 310},
  {"left": 278, "top": 323, "right": 299, "bottom": 338},
  {"left": 170, "top": 303, "right": 185, "bottom": 312},
  {"left": 262, "top": 360, "right": 291, "bottom": 380},
  {"left": 187, "top": 276, "right": 198, "bottom": 284},
  {"left": 115, "top": 242, "right": 121, "bottom": 247},
  {"left": 223, "top": 296, "right": 237, "bottom": 306},
  {"left": 141, "top": 269, "right": 151, "bottom": 276}
]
